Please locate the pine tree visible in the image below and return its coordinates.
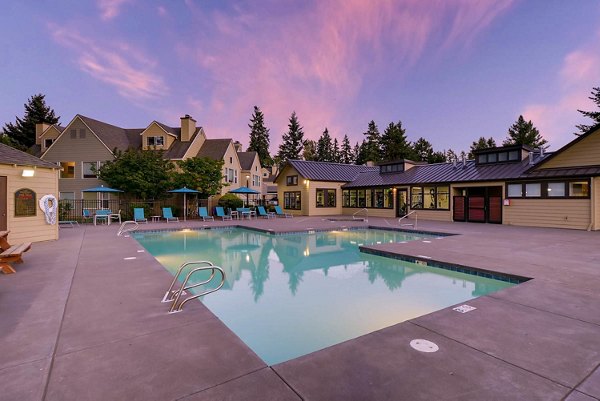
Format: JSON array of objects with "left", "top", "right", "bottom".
[
  {"left": 316, "top": 128, "right": 334, "bottom": 161},
  {"left": 332, "top": 138, "right": 340, "bottom": 163},
  {"left": 302, "top": 139, "right": 317, "bottom": 161},
  {"left": 340, "top": 134, "right": 353, "bottom": 164},
  {"left": 503, "top": 115, "right": 547, "bottom": 148},
  {"left": 247, "top": 106, "right": 272, "bottom": 166},
  {"left": 362, "top": 120, "right": 381, "bottom": 163},
  {"left": 276, "top": 111, "right": 304, "bottom": 164},
  {"left": 446, "top": 149, "right": 458, "bottom": 162},
  {"left": 576, "top": 86, "right": 600, "bottom": 134},
  {"left": 468, "top": 136, "right": 497, "bottom": 158},
  {"left": 412, "top": 137, "right": 434, "bottom": 162},
  {"left": 353, "top": 142, "right": 361, "bottom": 165},
  {"left": 2, "top": 93, "right": 60, "bottom": 150},
  {"left": 380, "top": 120, "right": 413, "bottom": 161},
  {"left": 355, "top": 140, "right": 369, "bottom": 165}
]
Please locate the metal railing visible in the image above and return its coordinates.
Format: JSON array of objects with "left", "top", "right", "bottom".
[
  {"left": 398, "top": 211, "right": 418, "bottom": 228},
  {"left": 352, "top": 208, "right": 368, "bottom": 222},
  {"left": 117, "top": 221, "right": 139, "bottom": 236},
  {"left": 162, "top": 261, "right": 225, "bottom": 313}
]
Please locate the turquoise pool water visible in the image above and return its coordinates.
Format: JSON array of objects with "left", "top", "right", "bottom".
[{"left": 133, "top": 228, "right": 514, "bottom": 365}]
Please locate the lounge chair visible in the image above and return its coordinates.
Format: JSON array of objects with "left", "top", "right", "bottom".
[
  {"left": 274, "top": 205, "right": 293, "bottom": 218},
  {"left": 82, "top": 209, "right": 93, "bottom": 224},
  {"left": 109, "top": 209, "right": 122, "bottom": 225},
  {"left": 257, "top": 206, "right": 274, "bottom": 219},
  {"left": 198, "top": 207, "right": 214, "bottom": 221},
  {"left": 215, "top": 206, "right": 232, "bottom": 221},
  {"left": 162, "top": 207, "right": 179, "bottom": 223},
  {"left": 0, "top": 242, "right": 32, "bottom": 274},
  {"left": 134, "top": 208, "right": 148, "bottom": 223}
]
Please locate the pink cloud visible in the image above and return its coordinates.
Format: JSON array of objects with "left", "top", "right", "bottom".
[
  {"left": 98, "top": 0, "right": 131, "bottom": 21},
  {"left": 180, "top": 0, "right": 514, "bottom": 149},
  {"left": 49, "top": 24, "right": 168, "bottom": 100}
]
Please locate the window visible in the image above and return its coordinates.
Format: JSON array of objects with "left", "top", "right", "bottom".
[
  {"left": 70, "top": 129, "right": 76, "bottom": 139},
  {"left": 508, "top": 150, "right": 519, "bottom": 161},
  {"left": 507, "top": 184, "right": 522, "bottom": 197},
  {"left": 44, "top": 138, "right": 53, "bottom": 148},
  {"left": 286, "top": 175, "right": 298, "bottom": 186},
  {"left": 525, "top": 183, "right": 541, "bottom": 197},
  {"left": 410, "top": 185, "right": 450, "bottom": 210},
  {"left": 79, "top": 129, "right": 86, "bottom": 139},
  {"left": 498, "top": 152, "right": 508, "bottom": 162},
  {"left": 227, "top": 168, "right": 237, "bottom": 183},
  {"left": 476, "top": 149, "right": 521, "bottom": 164},
  {"left": 316, "top": 189, "right": 336, "bottom": 207},
  {"left": 284, "top": 191, "right": 301, "bottom": 210},
  {"left": 252, "top": 174, "right": 260, "bottom": 187},
  {"left": 569, "top": 181, "right": 589, "bottom": 197},
  {"left": 147, "top": 136, "right": 164, "bottom": 147},
  {"left": 380, "top": 163, "right": 404, "bottom": 174},
  {"left": 60, "top": 162, "right": 75, "bottom": 179},
  {"left": 547, "top": 182, "right": 565, "bottom": 197},
  {"left": 357, "top": 190, "right": 366, "bottom": 207},
  {"left": 229, "top": 157, "right": 233, "bottom": 164},
  {"left": 487, "top": 153, "right": 497, "bottom": 163},
  {"left": 342, "top": 188, "right": 393, "bottom": 209},
  {"left": 82, "top": 162, "right": 99, "bottom": 178}
]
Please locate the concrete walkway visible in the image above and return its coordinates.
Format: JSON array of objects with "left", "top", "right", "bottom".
[{"left": 1, "top": 217, "right": 599, "bottom": 400}]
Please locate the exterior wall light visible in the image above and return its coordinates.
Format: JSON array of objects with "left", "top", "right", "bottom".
[{"left": 22, "top": 169, "right": 35, "bottom": 177}]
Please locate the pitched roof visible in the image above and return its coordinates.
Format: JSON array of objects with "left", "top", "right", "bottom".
[
  {"left": 0, "top": 143, "right": 59, "bottom": 168},
  {"left": 286, "top": 160, "right": 378, "bottom": 182},
  {"left": 343, "top": 155, "right": 550, "bottom": 188},
  {"left": 196, "top": 139, "right": 232, "bottom": 160},
  {"left": 237, "top": 151, "right": 257, "bottom": 170},
  {"left": 79, "top": 115, "right": 136, "bottom": 151}
]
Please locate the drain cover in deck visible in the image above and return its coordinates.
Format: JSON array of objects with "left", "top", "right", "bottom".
[{"left": 410, "top": 339, "right": 439, "bottom": 353}]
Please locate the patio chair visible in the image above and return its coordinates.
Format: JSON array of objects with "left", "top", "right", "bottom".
[
  {"left": 257, "top": 206, "right": 275, "bottom": 219},
  {"left": 162, "top": 207, "right": 179, "bottom": 223},
  {"left": 109, "top": 209, "right": 122, "bottom": 225},
  {"left": 274, "top": 205, "right": 293, "bottom": 218},
  {"left": 133, "top": 208, "right": 148, "bottom": 223},
  {"left": 82, "top": 209, "right": 93, "bottom": 224},
  {"left": 198, "top": 207, "right": 214, "bottom": 221},
  {"left": 215, "top": 206, "right": 232, "bottom": 221}
]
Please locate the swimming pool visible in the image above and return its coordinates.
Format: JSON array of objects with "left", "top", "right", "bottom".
[{"left": 134, "top": 228, "right": 514, "bottom": 365}]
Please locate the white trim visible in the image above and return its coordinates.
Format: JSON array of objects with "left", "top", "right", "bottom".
[
  {"left": 42, "top": 115, "right": 116, "bottom": 158},
  {"left": 140, "top": 121, "right": 178, "bottom": 139}
]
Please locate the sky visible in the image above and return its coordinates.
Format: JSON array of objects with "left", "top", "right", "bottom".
[{"left": 2, "top": 0, "right": 600, "bottom": 155}]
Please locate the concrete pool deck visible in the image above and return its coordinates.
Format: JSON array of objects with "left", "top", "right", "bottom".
[{"left": 1, "top": 217, "right": 599, "bottom": 400}]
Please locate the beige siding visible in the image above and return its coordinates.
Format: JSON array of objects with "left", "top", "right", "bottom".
[
  {"left": 241, "top": 153, "right": 263, "bottom": 195},
  {"left": 181, "top": 128, "right": 207, "bottom": 160},
  {"left": 220, "top": 143, "right": 242, "bottom": 195},
  {"left": 140, "top": 122, "right": 173, "bottom": 150},
  {"left": 594, "top": 177, "right": 600, "bottom": 230},
  {"left": 40, "top": 126, "right": 62, "bottom": 152},
  {"left": 503, "top": 198, "right": 591, "bottom": 229},
  {"left": 275, "top": 165, "right": 308, "bottom": 216},
  {"left": 42, "top": 118, "right": 115, "bottom": 199},
  {"left": 1, "top": 164, "right": 59, "bottom": 243},
  {"left": 306, "top": 182, "right": 344, "bottom": 216},
  {"left": 540, "top": 128, "right": 600, "bottom": 169}
]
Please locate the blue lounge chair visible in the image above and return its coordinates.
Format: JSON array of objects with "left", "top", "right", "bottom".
[
  {"left": 198, "top": 207, "right": 214, "bottom": 221},
  {"left": 257, "top": 206, "right": 274, "bottom": 219},
  {"left": 82, "top": 209, "right": 93, "bottom": 224},
  {"left": 274, "top": 205, "right": 293, "bottom": 218},
  {"left": 133, "top": 208, "right": 147, "bottom": 223},
  {"left": 215, "top": 206, "right": 232, "bottom": 221},
  {"left": 162, "top": 207, "right": 179, "bottom": 223}
]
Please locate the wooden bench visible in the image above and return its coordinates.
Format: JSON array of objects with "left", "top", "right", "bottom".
[{"left": 0, "top": 242, "right": 32, "bottom": 274}]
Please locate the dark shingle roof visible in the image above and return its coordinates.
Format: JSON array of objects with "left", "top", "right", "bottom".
[
  {"left": 343, "top": 156, "right": 550, "bottom": 188},
  {"left": 196, "top": 139, "right": 232, "bottom": 160},
  {"left": 0, "top": 143, "right": 59, "bottom": 168},
  {"left": 79, "top": 115, "right": 135, "bottom": 151},
  {"left": 237, "top": 151, "right": 257, "bottom": 170},
  {"left": 287, "top": 160, "right": 378, "bottom": 182}
]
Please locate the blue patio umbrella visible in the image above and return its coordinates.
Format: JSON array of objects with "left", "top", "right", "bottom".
[
  {"left": 229, "top": 186, "right": 260, "bottom": 207},
  {"left": 82, "top": 185, "right": 123, "bottom": 193},
  {"left": 168, "top": 187, "right": 200, "bottom": 221}
]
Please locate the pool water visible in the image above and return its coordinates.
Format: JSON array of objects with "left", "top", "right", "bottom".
[{"left": 133, "top": 228, "right": 513, "bottom": 365}]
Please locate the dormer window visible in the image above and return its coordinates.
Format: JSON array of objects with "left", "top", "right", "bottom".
[
  {"left": 379, "top": 163, "right": 404, "bottom": 174},
  {"left": 44, "top": 138, "right": 53, "bottom": 148},
  {"left": 475, "top": 147, "right": 522, "bottom": 165},
  {"left": 147, "top": 136, "right": 164, "bottom": 147}
]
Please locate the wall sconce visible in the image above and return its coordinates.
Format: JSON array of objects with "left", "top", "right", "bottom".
[
  {"left": 22, "top": 169, "right": 35, "bottom": 177},
  {"left": 304, "top": 179, "right": 309, "bottom": 185}
]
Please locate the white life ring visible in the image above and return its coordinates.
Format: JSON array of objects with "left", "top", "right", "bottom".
[{"left": 39, "top": 194, "right": 58, "bottom": 225}]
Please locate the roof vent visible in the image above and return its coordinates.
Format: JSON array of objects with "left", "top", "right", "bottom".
[
  {"left": 529, "top": 152, "right": 534, "bottom": 165},
  {"left": 453, "top": 159, "right": 457, "bottom": 169},
  {"left": 539, "top": 147, "right": 544, "bottom": 157},
  {"left": 462, "top": 156, "right": 466, "bottom": 168}
]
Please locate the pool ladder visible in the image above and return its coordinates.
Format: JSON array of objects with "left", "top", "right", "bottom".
[
  {"left": 162, "top": 261, "right": 226, "bottom": 314},
  {"left": 398, "top": 211, "right": 418, "bottom": 229},
  {"left": 117, "top": 221, "right": 139, "bottom": 236}
]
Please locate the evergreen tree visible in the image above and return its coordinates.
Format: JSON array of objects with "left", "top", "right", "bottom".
[
  {"left": 380, "top": 120, "right": 413, "bottom": 161},
  {"left": 302, "top": 139, "right": 317, "bottom": 161},
  {"left": 429, "top": 151, "right": 447, "bottom": 163},
  {"left": 446, "top": 149, "right": 458, "bottom": 162},
  {"left": 276, "top": 111, "right": 304, "bottom": 164},
  {"left": 340, "top": 134, "right": 353, "bottom": 164},
  {"left": 353, "top": 142, "right": 361, "bottom": 165},
  {"left": 332, "top": 138, "right": 340, "bottom": 163},
  {"left": 316, "top": 128, "right": 334, "bottom": 161},
  {"left": 576, "top": 86, "right": 600, "bottom": 134},
  {"left": 412, "top": 137, "right": 434, "bottom": 162},
  {"left": 503, "top": 115, "right": 547, "bottom": 148},
  {"left": 468, "top": 136, "right": 497, "bottom": 158},
  {"left": 2, "top": 93, "right": 60, "bottom": 150},
  {"left": 362, "top": 120, "right": 381, "bottom": 163},
  {"left": 247, "top": 106, "right": 272, "bottom": 166},
  {"left": 355, "top": 140, "right": 369, "bottom": 165}
]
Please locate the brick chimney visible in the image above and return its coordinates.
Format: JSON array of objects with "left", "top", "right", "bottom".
[
  {"left": 35, "top": 123, "right": 51, "bottom": 145},
  {"left": 180, "top": 114, "right": 196, "bottom": 142}
]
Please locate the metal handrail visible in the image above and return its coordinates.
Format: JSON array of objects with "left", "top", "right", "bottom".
[
  {"left": 168, "top": 265, "right": 225, "bottom": 313},
  {"left": 162, "top": 261, "right": 214, "bottom": 303},
  {"left": 353, "top": 208, "right": 368, "bottom": 221},
  {"left": 398, "top": 211, "right": 417, "bottom": 229},
  {"left": 117, "top": 221, "right": 139, "bottom": 236}
]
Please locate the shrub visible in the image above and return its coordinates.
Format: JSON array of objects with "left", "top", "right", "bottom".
[{"left": 218, "top": 193, "right": 243, "bottom": 211}]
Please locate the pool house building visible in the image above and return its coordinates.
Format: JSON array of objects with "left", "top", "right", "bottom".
[{"left": 275, "top": 124, "right": 600, "bottom": 230}]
